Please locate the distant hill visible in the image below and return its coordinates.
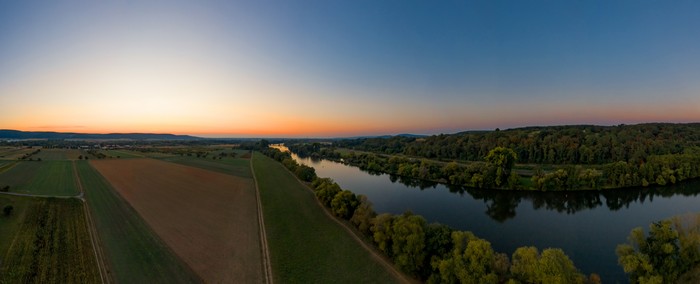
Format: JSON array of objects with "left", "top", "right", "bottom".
[{"left": 0, "top": 130, "right": 200, "bottom": 140}]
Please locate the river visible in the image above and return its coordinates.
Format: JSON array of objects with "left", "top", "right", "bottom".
[{"left": 275, "top": 146, "right": 700, "bottom": 282}]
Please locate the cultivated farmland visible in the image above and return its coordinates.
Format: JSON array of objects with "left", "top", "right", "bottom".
[
  {"left": 0, "top": 198, "right": 100, "bottom": 283},
  {"left": 90, "top": 158, "right": 263, "bottom": 283},
  {"left": 0, "top": 161, "right": 79, "bottom": 196},
  {"left": 252, "top": 153, "right": 400, "bottom": 283},
  {"left": 34, "top": 148, "right": 83, "bottom": 160},
  {"left": 159, "top": 155, "right": 253, "bottom": 178},
  {"left": 75, "top": 161, "right": 200, "bottom": 283}
]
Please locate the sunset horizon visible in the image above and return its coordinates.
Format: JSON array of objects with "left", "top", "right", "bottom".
[{"left": 2, "top": 1, "right": 700, "bottom": 137}]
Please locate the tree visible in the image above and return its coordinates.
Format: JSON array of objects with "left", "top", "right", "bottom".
[
  {"left": 350, "top": 195, "right": 376, "bottom": 236},
  {"left": 485, "top": 147, "right": 518, "bottom": 187},
  {"left": 331, "top": 190, "right": 359, "bottom": 219},
  {"left": 3, "top": 205, "right": 13, "bottom": 216},
  {"left": 433, "top": 231, "right": 499, "bottom": 284},
  {"left": 617, "top": 220, "right": 684, "bottom": 283},
  {"left": 511, "top": 247, "right": 585, "bottom": 284},
  {"left": 294, "top": 164, "right": 317, "bottom": 182},
  {"left": 371, "top": 213, "right": 395, "bottom": 256},
  {"left": 390, "top": 212, "right": 428, "bottom": 275}
]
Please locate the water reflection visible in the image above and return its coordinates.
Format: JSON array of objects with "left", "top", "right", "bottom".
[
  {"left": 278, "top": 145, "right": 700, "bottom": 281},
  {"left": 308, "top": 153, "right": 700, "bottom": 223}
]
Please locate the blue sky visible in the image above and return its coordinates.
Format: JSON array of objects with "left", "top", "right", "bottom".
[{"left": 1, "top": 1, "right": 699, "bottom": 137}]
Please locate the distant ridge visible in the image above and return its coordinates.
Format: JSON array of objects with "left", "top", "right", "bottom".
[{"left": 0, "top": 130, "right": 201, "bottom": 140}]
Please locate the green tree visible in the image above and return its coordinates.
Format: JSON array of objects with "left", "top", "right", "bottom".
[
  {"left": 433, "top": 231, "right": 499, "bottom": 284},
  {"left": 485, "top": 147, "right": 518, "bottom": 187},
  {"left": 617, "top": 220, "right": 683, "bottom": 283},
  {"left": 350, "top": 195, "right": 376, "bottom": 236},
  {"left": 330, "top": 190, "right": 359, "bottom": 219},
  {"left": 371, "top": 214, "right": 395, "bottom": 256},
  {"left": 390, "top": 212, "right": 427, "bottom": 275},
  {"left": 511, "top": 247, "right": 584, "bottom": 284}
]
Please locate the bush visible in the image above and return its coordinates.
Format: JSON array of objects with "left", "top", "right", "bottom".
[{"left": 3, "top": 205, "right": 13, "bottom": 216}]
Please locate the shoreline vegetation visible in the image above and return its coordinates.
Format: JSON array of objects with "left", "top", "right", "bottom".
[
  {"left": 287, "top": 123, "right": 700, "bottom": 191},
  {"left": 242, "top": 142, "right": 601, "bottom": 283}
]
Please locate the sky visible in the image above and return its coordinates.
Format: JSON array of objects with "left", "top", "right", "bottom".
[{"left": 1, "top": 1, "right": 699, "bottom": 138}]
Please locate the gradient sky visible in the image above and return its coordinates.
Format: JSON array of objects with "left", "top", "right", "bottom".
[{"left": 1, "top": 1, "right": 699, "bottom": 137}]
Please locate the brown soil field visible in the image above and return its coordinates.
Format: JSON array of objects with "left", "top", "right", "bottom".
[{"left": 90, "top": 158, "right": 262, "bottom": 283}]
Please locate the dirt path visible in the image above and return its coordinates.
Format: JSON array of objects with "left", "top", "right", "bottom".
[
  {"left": 255, "top": 153, "right": 415, "bottom": 284},
  {"left": 250, "top": 154, "right": 274, "bottom": 284},
  {"left": 72, "top": 161, "right": 110, "bottom": 284}
]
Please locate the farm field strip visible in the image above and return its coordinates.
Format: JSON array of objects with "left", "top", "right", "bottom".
[
  {"left": 72, "top": 161, "right": 107, "bottom": 283},
  {"left": 76, "top": 161, "right": 200, "bottom": 284},
  {"left": 34, "top": 149, "right": 83, "bottom": 160},
  {"left": 0, "top": 148, "right": 35, "bottom": 160},
  {"left": 159, "top": 155, "right": 253, "bottom": 178},
  {"left": 250, "top": 157, "right": 273, "bottom": 284},
  {"left": 0, "top": 161, "right": 79, "bottom": 196},
  {"left": 100, "top": 150, "right": 144, "bottom": 158},
  {"left": 90, "top": 158, "right": 263, "bottom": 283},
  {"left": 251, "top": 153, "right": 400, "bottom": 283},
  {"left": 0, "top": 198, "right": 101, "bottom": 283}
]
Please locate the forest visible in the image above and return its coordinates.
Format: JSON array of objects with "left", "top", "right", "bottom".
[{"left": 288, "top": 124, "right": 700, "bottom": 191}]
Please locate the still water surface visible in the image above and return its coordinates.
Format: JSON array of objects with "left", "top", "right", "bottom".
[{"left": 277, "top": 146, "right": 700, "bottom": 282}]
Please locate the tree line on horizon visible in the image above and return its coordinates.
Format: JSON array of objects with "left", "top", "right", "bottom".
[
  {"left": 333, "top": 123, "right": 700, "bottom": 165},
  {"left": 288, "top": 123, "right": 700, "bottom": 191}
]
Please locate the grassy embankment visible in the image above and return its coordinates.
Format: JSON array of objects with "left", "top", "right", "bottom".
[
  {"left": 76, "top": 161, "right": 200, "bottom": 283},
  {"left": 0, "top": 197, "right": 100, "bottom": 283},
  {"left": 0, "top": 161, "right": 78, "bottom": 196},
  {"left": 252, "top": 153, "right": 399, "bottom": 283}
]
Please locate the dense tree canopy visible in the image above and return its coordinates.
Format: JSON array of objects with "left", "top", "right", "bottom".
[
  {"left": 333, "top": 123, "right": 700, "bottom": 165},
  {"left": 617, "top": 215, "right": 700, "bottom": 283}
]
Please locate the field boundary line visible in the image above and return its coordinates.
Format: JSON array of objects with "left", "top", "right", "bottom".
[
  {"left": 73, "top": 161, "right": 110, "bottom": 284},
  {"left": 258, "top": 152, "right": 414, "bottom": 284},
  {"left": 0, "top": 160, "right": 19, "bottom": 174},
  {"left": 251, "top": 153, "right": 274, "bottom": 284}
]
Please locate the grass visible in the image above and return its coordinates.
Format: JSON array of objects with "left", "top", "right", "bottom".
[
  {"left": 159, "top": 155, "right": 253, "bottom": 178},
  {"left": 252, "top": 153, "right": 399, "bottom": 284},
  {"left": 0, "top": 195, "right": 31, "bottom": 259},
  {"left": 0, "top": 161, "right": 79, "bottom": 196},
  {"left": 0, "top": 197, "right": 100, "bottom": 283},
  {"left": 75, "top": 161, "right": 200, "bottom": 283},
  {"left": 99, "top": 150, "right": 144, "bottom": 159},
  {"left": 33, "top": 149, "right": 83, "bottom": 160},
  {"left": 0, "top": 148, "right": 35, "bottom": 160}
]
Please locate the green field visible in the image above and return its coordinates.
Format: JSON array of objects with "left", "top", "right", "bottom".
[
  {"left": 100, "top": 150, "right": 144, "bottom": 158},
  {"left": 0, "top": 195, "right": 31, "bottom": 259},
  {"left": 0, "top": 197, "right": 100, "bottom": 283},
  {"left": 0, "top": 161, "right": 79, "bottom": 196},
  {"left": 0, "top": 148, "right": 35, "bottom": 160},
  {"left": 252, "top": 153, "right": 399, "bottom": 283},
  {"left": 159, "top": 155, "right": 253, "bottom": 178},
  {"left": 76, "top": 161, "right": 200, "bottom": 283},
  {"left": 34, "top": 149, "right": 83, "bottom": 160}
]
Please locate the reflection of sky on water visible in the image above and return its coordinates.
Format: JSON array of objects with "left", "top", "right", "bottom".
[{"left": 277, "top": 146, "right": 700, "bottom": 282}]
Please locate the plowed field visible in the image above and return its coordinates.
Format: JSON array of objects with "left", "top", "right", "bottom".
[{"left": 90, "top": 158, "right": 262, "bottom": 283}]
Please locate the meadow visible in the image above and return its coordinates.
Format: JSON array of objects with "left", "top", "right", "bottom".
[
  {"left": 0, "top": 161, "right": 79, "bottom": 196},
  {"left": 252, "top": 153, "right": 400, "bottom": 283},
  {"left": 90, "top": 158, "right": 263, "bottom": 283}
]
